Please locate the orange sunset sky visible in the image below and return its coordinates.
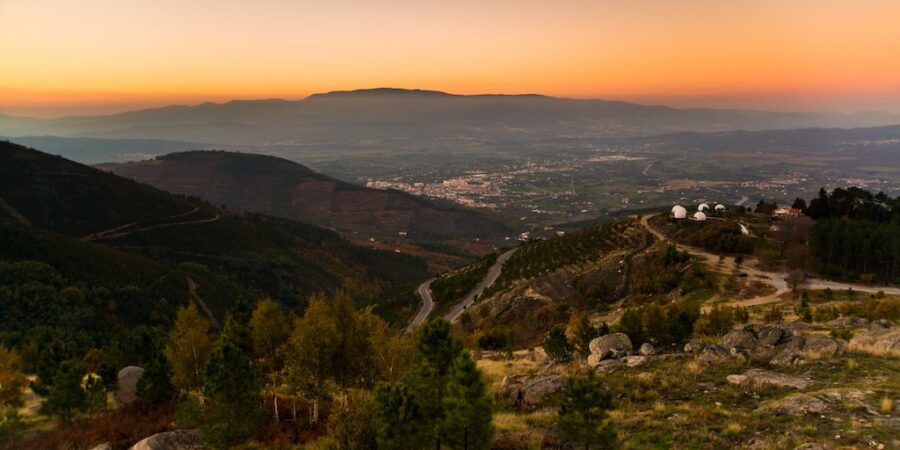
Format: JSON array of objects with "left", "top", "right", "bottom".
[{"left": 2, "top": 0, "right": 900, "bottom": 117}]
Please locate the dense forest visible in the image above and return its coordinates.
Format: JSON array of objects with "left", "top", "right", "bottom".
[{"left": 803, "top": 188, "right": 899, "bottom": 283}]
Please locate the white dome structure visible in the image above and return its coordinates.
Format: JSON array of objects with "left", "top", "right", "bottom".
[
  {"left": 715, "top": 204, "right": 726, "bottom": 211},
  {"left": 698, "top": 203, "right": 710, "bottom": 212},
  {"left": 672, "top": 205, "right": 687, "bottom": 219},
  {"left": 693, "top": 211, "right": 707, "bottom": 221}
]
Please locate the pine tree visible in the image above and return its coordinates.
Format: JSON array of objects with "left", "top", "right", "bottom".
[
  {"left": 137, "top": 354, "right": 175, "bottom": 404},
  {"left": 559, "top": 373, "right": 616, "bottom": 450},
  {"left": 409, "top": 318, "right": 463, "bottom": 449},
  {"left": 40, "top": 359, "right": 87, "bottom": 423},
  {"left": 201, "top": 338, "right": 266, "bottom": 449},
  {"left": 374, "top": 382, "right": 430, "bottom": 450},
  {"left": 542, "top": 325, "right": 573, "bottom": 362},
  {"left": 566, "top": 313, "right": 598, "bottom": 358},
  {"left": 440, "top": 353, "right": 494, "bottom": 450}
]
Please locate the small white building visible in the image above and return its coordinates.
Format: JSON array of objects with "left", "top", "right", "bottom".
[
  {"left": 693, "top": 211, "right": 707, "bottom": 221},
  {"left": 672, "top": 205, "right": 688, "bottom": 219},
  {"left": 715, "top": 204, "right": 726, "bottom": 212},
  {"left": 698, "top": 203, "right": 710, "bottom": 212}
]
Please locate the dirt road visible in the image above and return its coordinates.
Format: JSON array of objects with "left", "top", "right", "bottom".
[{"left": 639, "top": 213, "right": 896, "bottom": 311}]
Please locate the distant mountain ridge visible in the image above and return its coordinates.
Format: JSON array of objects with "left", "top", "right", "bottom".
[
  {"left": 98, "top": 150, "right": 510, "bottom": 239},
  {"left": 4, "top": 88, "right": 899, "bottom": 145}
]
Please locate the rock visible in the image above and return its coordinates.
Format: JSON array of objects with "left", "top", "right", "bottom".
[
  {"left": 129, "top": 429, "right": 203, "bottom": 450},
  {"left": 720, "top": 329, "right": 758, "bottom": 351},
  {"left": 520, "top": 375, "right": 565, "bottom": 407},
  {"left": 757, "top": 325, "right": 787, "bottom": 347},
  {"left": 849, "top": 320, "right": 900, "bottom": 354},
  {"left": 726, "top": 369, "right": 812, "bottom": 389},
  {"left": 623, "top": 355, "right": 647, "bottom": 367},
  {"left": 758, "top": 394, "right": 828, "bottom": 415},
  {"left": 588, "top": 333, "right": 632, "bottom": 361},
  {"left": 826, "top": 316, "right": 868, "bottom": 327},
  {"left": 684, "top": 340, "right": 706, "bottom": 353},
  {"left": 639, "top": 343, "right": 655, "bottom": 356},
  {"left": 698, "top": 345, "right": 730, "bottom": 363},
  {"left": 769, "top": 349, "right": 802, "bottom": 367},
  {"left": 801, "top": 335, "right": 841, "bottom": 356},
  {"left": 594, "top": 359, "right": 625, "bottom": 373},
  {"left": 116, "top": 366, "right": 145, "bottom": 407}
]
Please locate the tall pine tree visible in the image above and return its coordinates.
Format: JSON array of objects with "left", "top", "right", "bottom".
[
  {"left": 440, "top": 353, "right": 494, "bottom": 450},
  {"left": 201, "top": 337, "right": 266, "bottom": 449}
]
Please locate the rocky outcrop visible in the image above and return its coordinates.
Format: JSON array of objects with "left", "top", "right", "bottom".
[
  {"left": 588, "top": 333, "right": 632, "bottom": 362},
  {"left": 116, "top": 366, "right": 145, "bottom": 407},
  {"left": 757, "top": 325, "right": 788, "bottom": 347},
  {"left": 726, "top": 369, "right": 812, "bottom": 389},
  {"left": 721, "top": 329, "right": 758, "bottom": 351},
  {"left": 756, "top": 389, "right": 868, "bottom": 416},
  {"left": 757, "top": 393, "right": 828, "bottom": 415},
  {"left": 849, "top": 320, "right": 900, "bottom": 354},
  {"left": 500, "top": 375, "right": 565, "bottom": 409},
  {"left": 594, "top": 359, "right": 625, "bottom": 373},
  {"left": 129, "top": 429, "right": 203, "bottom": 450},
  {"left": 805, "top": 334, "right": 842, "bottom": 355}
]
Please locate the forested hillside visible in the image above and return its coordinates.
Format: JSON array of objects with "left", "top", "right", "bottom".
[
  {"left": 0, "top": 141, "right": 429, "bottom": 317},
  {"left": 98, "top": 150, "right": 510, "bottom": 240},
  {"left": 804, "top": 188, "right": 900, "bottom": 282}
]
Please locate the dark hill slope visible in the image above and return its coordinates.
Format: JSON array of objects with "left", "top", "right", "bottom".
[
  {"left": 98, "top": 150, "right": 509, "bottom": 239},
  {"left": 0, "top": 141, "right": 428, "bottom": 315}
]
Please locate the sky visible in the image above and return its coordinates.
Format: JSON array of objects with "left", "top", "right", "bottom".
[{"left": 2, "top": 0, "right": 900, "bottom": 117}]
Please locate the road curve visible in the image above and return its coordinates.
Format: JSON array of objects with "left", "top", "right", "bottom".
[
  {"left": 405, "top": 278, "right": 435, "bottom": 333},
  {"left": 444, "top": 247, "right": 518, "bottom": 323}
]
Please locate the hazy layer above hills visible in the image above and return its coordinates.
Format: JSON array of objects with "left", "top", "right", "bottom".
[
  {"left": 97, "top": 150, "right": 509, "bottom": 239},
  {"left": 3, "top": 88, "right": 900, "bottom": 145}
]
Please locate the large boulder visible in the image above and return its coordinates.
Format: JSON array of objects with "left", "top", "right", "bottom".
[
  {"left": 720, "top": 329, "right": 758, "bottom": 351},
  {"left": 588, "top": 333, "right": 632, "bottom": 361},
  {"left": 116, "top": 366, "right": 145, "bottom": 407},
  {"left": 521, "top": 375, "right": 565, "bottom": 407},
  {"left": 129, "top": 429, "right": 203, "bottom": 450}
]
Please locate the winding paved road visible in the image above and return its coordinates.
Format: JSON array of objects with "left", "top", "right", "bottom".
[
  {"left": 444, "top": 248, "right": 518, "bottom": 323},
  {"left": 405, "top": 247, "right": 519, "bottom": 332},
  {"left": 405, "top": 279, "right": 435, "bottom": 333}
]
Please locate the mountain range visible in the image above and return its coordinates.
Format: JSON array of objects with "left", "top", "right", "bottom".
[{"left": 4, "top": 88, "right": 900, "bottom": 146}]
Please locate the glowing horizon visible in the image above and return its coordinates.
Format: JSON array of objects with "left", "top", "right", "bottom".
[{"left": 3, "top": 0, "right": 900, "bottom": 117}]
